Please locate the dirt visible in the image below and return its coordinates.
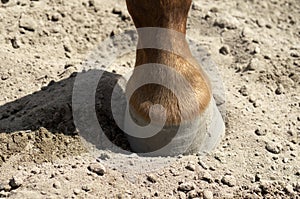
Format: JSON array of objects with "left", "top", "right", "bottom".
[{"left": 0, "top": 0, "right": 299, "bottom": 198}]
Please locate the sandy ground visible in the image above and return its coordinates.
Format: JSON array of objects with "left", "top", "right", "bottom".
[{"left": 0, "top": 0, "right": 299, "bottom": 198}]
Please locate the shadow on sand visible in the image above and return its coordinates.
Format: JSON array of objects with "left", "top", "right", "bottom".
[{"left": 0, "top": 70, "right": 130, "bottom": 151}]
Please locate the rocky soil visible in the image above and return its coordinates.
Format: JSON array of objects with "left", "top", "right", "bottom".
[{"left": 0, "top": 0, "right": 299, "bottom": 198}]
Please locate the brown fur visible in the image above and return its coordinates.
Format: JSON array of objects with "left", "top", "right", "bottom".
[{"left": 126, "top": 0, "right": 212, "bottom": 125}]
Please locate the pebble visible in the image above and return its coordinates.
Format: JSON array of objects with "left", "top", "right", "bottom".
[
  {"left": 187, "top": 190, "right": 199, "bottom": 198},
  {"left": 256, "top": 19, "right": 266, "bottom": 27},
  {"left": 221, "top": 175, "right": 236, "bottom": 187},
  {"left": 265, "top": 142, "right": 282, "bottom": 154},
  {"left": 63, "top": 43, "right": 73, "bottom": 53},
  {"left": 210, "top": 7, "right": 218, "bottom": 13},
  {"left": 239, "top": 85, "right": 248, "bottom": 96},
  {"left": 244, "top": 58, "right": 260, "bottom": 71},
  {"left": 178, "top": 191, "right": 187, "bottom": 199},
  {"left": 1, "top": 73, "right": 9, "bottom": 81},
  {"left": 146, "top": 174, "right": 157, "bottom": 183},
  {"left": 295, "top": 182, "right": 300, "bottom": 192},
  {"left": 51, "top": 13, "right": 60, "bottom": 22},
  {"left": 40, "top": 191, "right": 47, "bottom": 195},
  {"left": 254, "top": 46, "right": 261, "bottom": 54},
  {"left": 73, "top": 188, "right": 81, "bottom": 195},
  {"left": 242, "top": 27, "right": 254, "bottom": 40},
  {"left": 11, "top": 37, "right": 21, "bottom": 49},
  {"left": 19, "top": 14, "right": 37, "bottom": 31},
  {"left": 0, "top": 191, "right": 9, "bottom": 198},
  {"left": 186, "top": 161, "right": 196, "bottom": 171},
  {"left": 275, "top": 84, "right": 284, "bottom": 95},
  {"left": 198, "top": 159, "right": 208, "bottom": 170},
  {"left": 200, "top": 171, "right": 213, "bottom": 183},
  {"left": 31, "top": 167, "right": 40, "bottom": 174},
  {"left": 255, "top": 173, "right": 262, "bottom": 182},
  {"left": 255, "top": 128, "right": 267, "bottom": 136},
  {"left": 285, "top": 184, "right": 295, "bottom": 195},
  {"left": 219, "top": 45, "right": 230, "bottom": 55},
  {"left": 282, "top": 158, "right": 289, "bottom": 163},
  {"left": 178, "top": 182, "right": 196, "bottom": 192},
  {"left": 203, "top": 190, "right": 214, "bottom": 199},
  {"left": 266, "top": 24, "right": 272, "bottom": 29},
  {"left": 88, "top": 163, "right": 106, "bottom": 176},
  {"left": 53, "top": 181, "right": 61, "bottom": 189},
  {"left": 0, "top": 183, "right": 4, "bottom": 191},
  {"left": 9, "top": 176, "right": 23, "bottom": 189},
  {"left": 112, "top": 7, "right": 122, "bottom": 15},
  {"left": 82, "top": 185, "right": 91, "bottom": 192},
  {"left": 213, "top": 15, "right": 238, "bottom": 29},
  {"left": 98, "top": 153, "right": 111, "bottom": 160}
]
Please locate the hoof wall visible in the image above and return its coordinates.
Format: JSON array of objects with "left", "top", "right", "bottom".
[{"left": 124, "top": 98, "right": 225, "bottom": 157}]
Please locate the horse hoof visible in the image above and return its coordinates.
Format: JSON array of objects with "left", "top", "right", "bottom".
[{"left": 124, "top": 97, "right": 225, "bottom": 157}]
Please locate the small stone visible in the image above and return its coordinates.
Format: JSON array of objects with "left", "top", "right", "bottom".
[
  {"left": 295, "top": 170, "right": 300, "bottom": 176},
  {"left": 255, "top": 173, "right": 262, "bottom": 182},
  {"left": 112, "top": 7, "right": 122, "bottom": 15},
  {"left": 1, "top": 74, "right": 9, "bottom": 81},
  {"left": 266, "top": 24, "right": 272, "bottom": 29},
  {"left": 146, "top": 174, "right": 157, "bottom": 183},
  {"left": 295, "top": 182, "right": 300, "bottom": 192},
  {"left": 254, "top": 46, "right": 261, "bottom": 54},
  {"left": 275, "top": 84, "right": 284, "bottom": 95},
  {"left": 88, "top": 163, "right": 106, "bottom": 176},
  {"left": 82, "top": 185, "right": 91, "bottom": 192},
  {"left": 239, "top": 85, "right": 248, "bottom": 96},
  {"left": 285, "top": 184, "right": 295, "bottom": 195},
  {"left": 213, "top": 14, "right": 239, "bottom": 29},
  {"left": 203, "top": 190, "right": 214, "bottom": 199},
  {"left": 242, "top": 27, "right": 254, "bottom": 40},
  {"left": 19, "top": 14, "right": 37, "bottom": 31},
  {"left": 221, "top": 175, "right": 236, "bottom": 187},
  {"left": 73, "top": 188, "right": 81, "bottom": 195},
  {"left": 219, "top": 45, "right": 230, "bottom": 55},
  {"left": 53, "top": 181, "right": 61, "bottom": 189},
  {"left": 198, "top": 159, "right": 208, "bottom": 170},
  {"left": 187, "top": 190, "right": 199, "bottom": 198},
  {"left": 282, "top": 158, "right": 289, "bottom": 163},
  {"left": 256, "top": 19, "right": 266, "bottom": 27},
  {"left": 186, "top": 161, "right": 196, "bottom": 171},
  {"left": 11, "top": 37, "right": 21, "bottom": 49},
  {"left": 31, "top": 167, "right": 40, "bottom": 174},
  {"left": 210, "top": 7, "right": 218, "bottom": 13},
  {"left": 40, "top": 191, "right": 47, "bottom": 195},
  {"left": 98, "top": 153, "right": 111, "bottom": 160},
  {"left": 178, "top": 182, "right": 196, "bottom": 192},
  {"left": 244, "top": 58, "right": 260, "bottom": 71},
  {"left": 9, "top": 176, "right": 23, "bottom": 189},
  {"left": 0, "top": 183, "right": 4, "bottom": 191},
  {"left": 3, "top": 185, "right": 10, "bottom": 192},
  {"left": 51, "top": 13, "right": 60, "bottom": 22},
  {"left": 266, "top": 142, "right": 282, "bottom": 154},
  {"left": 200, "top": 171, "right": 213, "bottom": 183},
  {"left": 63, "top": 43, "right": 72, "bottom": 53},
  {"left": 0, "top": 191, "right": 9, "bottom": 198},
  {"left": 178, "top": 191, "right": 187, "bottom": 199},
  {"left": 170, "top": 168, "right": 180, "bottom": 176},
  {"left": 255, "top": 129, "right": 267, "bottom": 136}
]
